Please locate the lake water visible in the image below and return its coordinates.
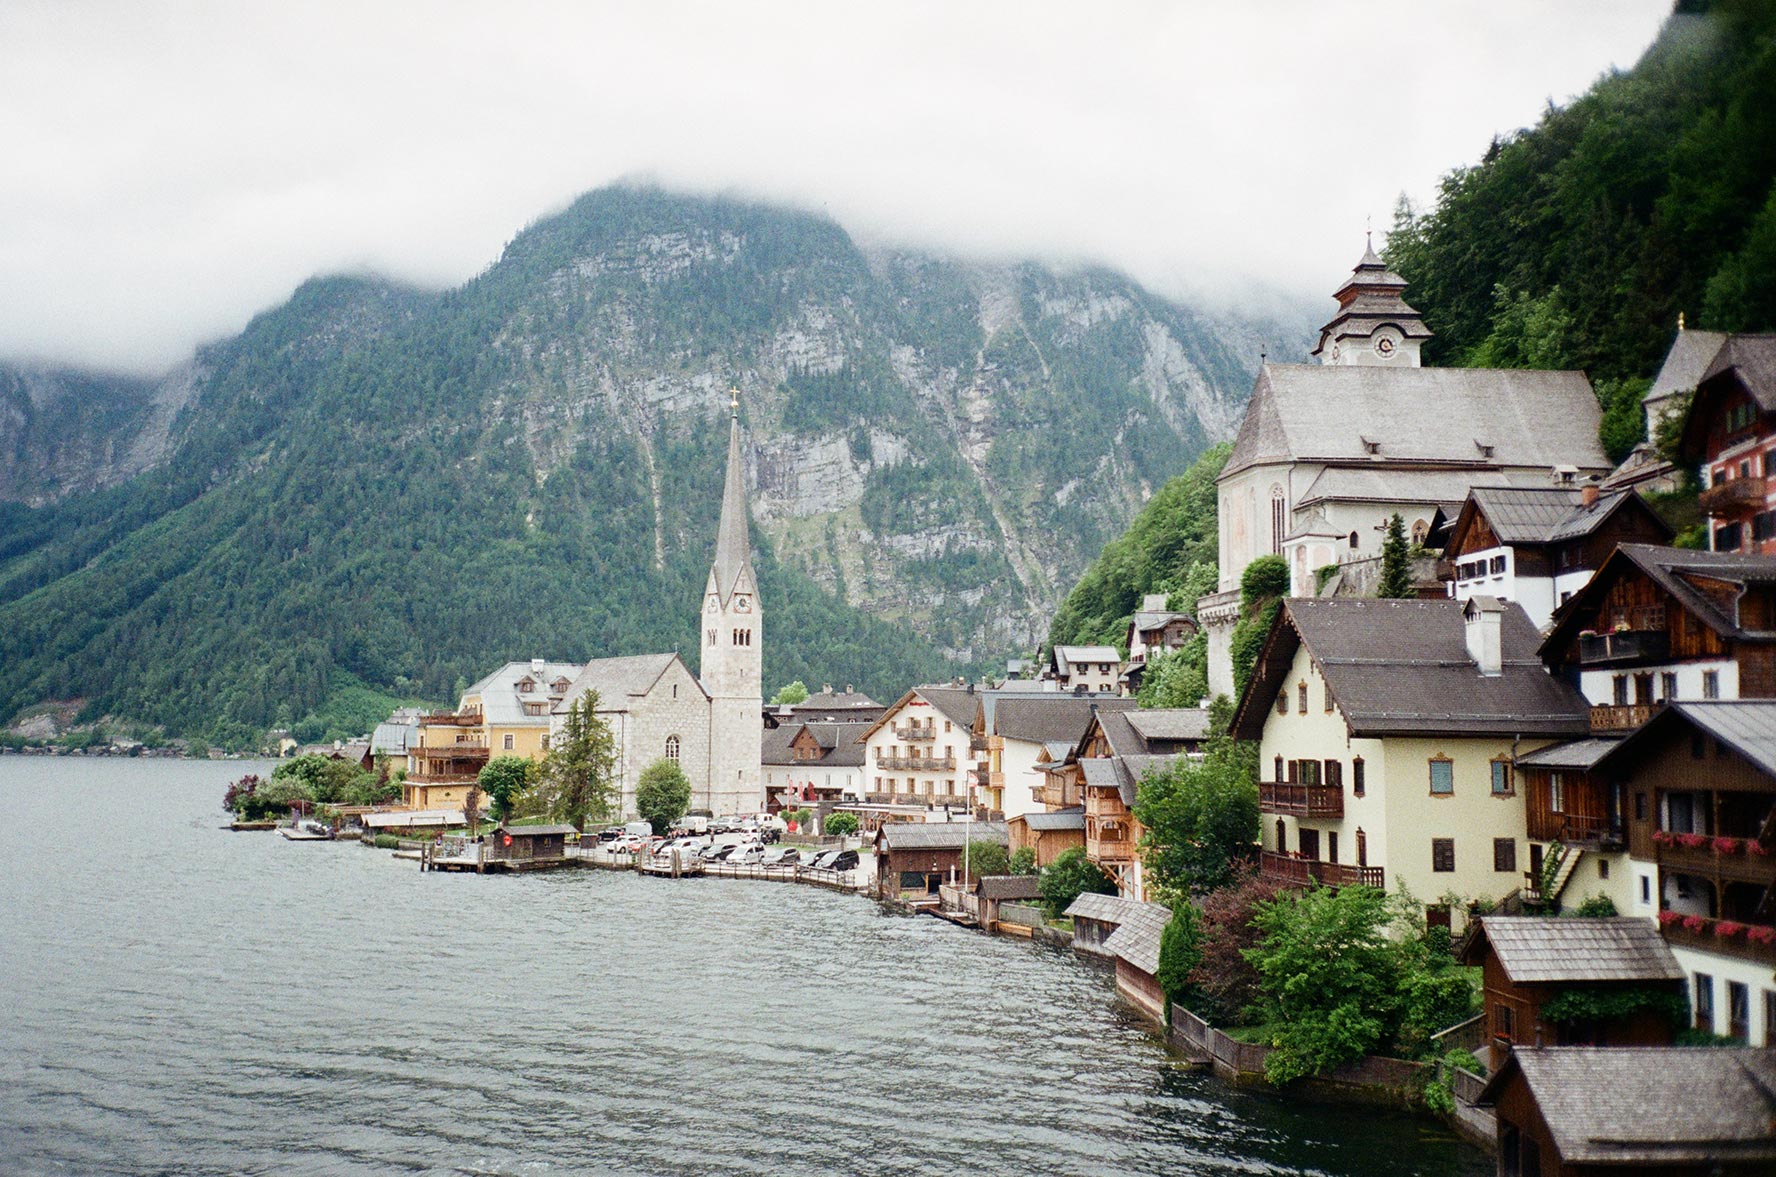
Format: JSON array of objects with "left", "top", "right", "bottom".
[{"left": 0, "top": 758, "right": 1487, "bottom": 1175}]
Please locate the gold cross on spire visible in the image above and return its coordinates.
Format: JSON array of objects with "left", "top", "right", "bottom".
[{"left": 729, "top": 387, "right": 740, "bottom": 416}]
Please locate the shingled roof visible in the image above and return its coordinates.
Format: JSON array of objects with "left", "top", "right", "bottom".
[
  {"left": 1016, "top": 808, "right": 1085, "bottom": 832},
  {"left": 1479, "top": 1047, "right": 1776, "bottom": 1167},
  {"left": 1447, "top": 486, "right": 1669, "bottom": 551},
  {"left": 876, "top": 821, "right": 1007, "bottom": 851},
  {"left": 1461, "top": 917, "right": 1683, "bottom": 984},
  {"left": 1224, "top": 363, "right": 1607, "bottom": 479},
  {"left": 1103, "top": 901, "right": 1173, "bottom": 976},
  {"left": 1063, "top": 892, "right": 1145, "bottom": 925},
  {"left": 994, "top": 696, "right": 1133, "bottom": 746},
  {"left": 1234, "top": 598, "right": 1590, "bottom": 740}
]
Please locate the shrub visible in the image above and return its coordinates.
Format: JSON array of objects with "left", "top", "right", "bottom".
[
  {"left": 1039, "top": 848, "right": 1116, "bottom": 917},
  {"left": 823, "top": 811, "right": 859, "bottom": 837},
  {"left": 373, "top": 834, "right": 399, "bottom": 850},
  {"left": 1008, "top": 847, "right": 1038, "bottom": 875},
  {"left": 1570, "top": 894, "right": 1618, "bottom": 918},
  {"left": 1186, "top": 865, "right": 1280, "bottom": 1024},
  {"left": 962, "top": 841, "right": 1010, "bottom": 879}
]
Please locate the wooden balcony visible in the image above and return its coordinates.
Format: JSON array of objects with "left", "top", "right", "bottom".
[
  {"left": 420, "top": 711, "right": 481, "bottom": 726},
  {"left": 412, "top": 745, "right": 489, "bottom": 764},
  {"left": 1527, "top": 808, "right": 1624, "bottom": 849},
  {"left": 892, "top": 723, "right": 937, "bottom": 742},
  {"left": 1653, "top": 834, "right": 1776, "bottom": 886},
  {"left": 1260, "top": 850, "right": 1384, "bottom": 890},
  {"left": 875, "top": 755, "right": 957, "bottom": 772},
  {"left": 1083, "top": 791, "right": 1128, "bottom": 819},
  {"left": 1659, "top": 913, "right": 1776, "bottom": 967},
  {"left": 1590, "top": 703, "right": 1656, "bottom": 732},
  {"left": 1259, "top": 780, "right": 1344, "bottom": 818},
  {"left": 1577, "top": 629, "right": 1669, "bottom": 665},
  {"left": 1699, "top": 475, "right": 1766, "bottom": 517}
]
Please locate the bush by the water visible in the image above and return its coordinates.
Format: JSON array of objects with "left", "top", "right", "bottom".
[{"left": 1039, "top": 848, "right": 1117, "bottom": 917}]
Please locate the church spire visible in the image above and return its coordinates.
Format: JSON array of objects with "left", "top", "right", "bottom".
[
  {"left": 1311, "top": 234, "right": 1432, "bottom": 366},
  {"left": 711, "top": 389, "right": 753, "bottom": 603}
]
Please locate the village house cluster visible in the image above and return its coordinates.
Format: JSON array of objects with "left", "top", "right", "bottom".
[{"left": 302, "top": 243, "right": 1776, "bottom": 1175}]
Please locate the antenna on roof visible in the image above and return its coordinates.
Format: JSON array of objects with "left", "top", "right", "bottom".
[{"left": 1677, "top": 311, "right": 1686, "bottom": 332}]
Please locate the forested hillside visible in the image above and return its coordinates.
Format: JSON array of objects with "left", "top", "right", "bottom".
[
  {"left": 0, "top": 187, "right": 1298, "bottom": 746},
  {"left": 1385, "top": 0, "right": 1776, "bottom": 457}
]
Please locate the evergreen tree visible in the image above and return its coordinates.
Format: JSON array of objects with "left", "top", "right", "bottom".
[
  {"left": 536, "top": 690, "right": 616, "bottom": 831},
  {"left": 1377, "top": 514, "right": 1413, "bottom": 599}
]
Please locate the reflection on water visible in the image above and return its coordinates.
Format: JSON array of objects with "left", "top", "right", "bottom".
[{"left": 0, "top": 758, "right": 1487, "bottom": 1175}]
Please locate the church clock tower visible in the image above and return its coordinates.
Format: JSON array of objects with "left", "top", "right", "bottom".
[
  {"left": 699, "top": 391, "right": 764, "bottom": 816},
  {"left": 1311, "top": 234, "right": 1432, "bottom": 367}
]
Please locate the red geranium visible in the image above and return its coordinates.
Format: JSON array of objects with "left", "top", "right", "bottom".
[
  {"left": 1714, "top": 921, "right": 1746, "bottom": 938},
  {"left": 1712, "top": 837, "right": 1742, "bottom": 855},
  {"left": 1681, "top": 914, "right": 1709, "bottom": 934}
]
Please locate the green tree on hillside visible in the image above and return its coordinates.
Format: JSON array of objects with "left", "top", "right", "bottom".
[
  {"left": 535, "top": 690, "right": 616, "bottom": 831},
  {"left": 1378, "top": 514, "right": 1413, "bottom": 599},
  {"left": 770, "top": 680, "right": 811, "bottom": 705},
  {"left": 636, "top": 758, "right": 692, "bottom": 834},
  {"left": 1134, "top": 741, "right": 1260, "bottom": 898}
]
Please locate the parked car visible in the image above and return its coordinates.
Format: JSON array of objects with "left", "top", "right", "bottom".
[
  {"left": 828, "top": 849, "right": 859, "bottom": 872},
  {"left": 805, "top": 850, "right": 839, "bottom": 871},
  {"left": 703, "top": 843, "right": 736, "bottom": 862},
  {"left": 597, "top": 827, "right": 623, "bottom": 842},
  {"left": 728, "top": 844, "right": 764, "bottom": 865}
]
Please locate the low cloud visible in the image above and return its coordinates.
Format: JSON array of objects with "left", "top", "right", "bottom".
[{"left": 0, "top": 0, "right": 1670, "bottom": 374}]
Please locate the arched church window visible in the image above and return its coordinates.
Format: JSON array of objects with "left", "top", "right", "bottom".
[
  {"left": 1348, "top": 531, "right": 1359, "bottom": 549},
  {"left": 1270, "top": 486, "right": 1286, "bottom": 555},
  {"left": 666, "top": 735, "right": 680, "bottom": 761},
  {"left": 1411, "top": 519, "right": 1429, "bottom": 546}
]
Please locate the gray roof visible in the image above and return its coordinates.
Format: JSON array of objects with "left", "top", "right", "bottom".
[
  {"left": 369, "top": 720, "right": 417, "bottom": 757},
  {"left": 1479, "top": 1047, "right": 1776, "bottom": 1166},
  {"left": 1515, "top": 737, "right": 1622, "bottom": 771},
  {"left": 788, "top": 689, "right": 880, "bottom": 713},
  {"left": 1698, "top": 331, "right": 1776, "bottom": 411},
  {"left": 1224, "top": 363, "right": 1607, "bottom": 479},
  {"left": 1103, "top": 901, "right": 1173, "bottom": 976},
  {"left": 1079, "top": 758, "right": 1122, "bottom": 791},
  {"left": 552, "top": 654, "right": 696, "bottom": 715},
  {"left": 1055, "top": 645, "right": 1121, "bottom": 666},
  {"left": 994, "top": 696, "right": 1135, "bottom": 746},
  {"left": 1296, "top": 466, "right": 1516, "bottom": 511},
  {"left": 976, "top": 875, "right": 1044, "bottom": 901},
  {"left": 503, "top": 823, "right": 578, "bottom": 837},
  {"left": 709, "top": 406, "right": 755, "bottom": 604},
  {"left": 1647, "top": 329, "right": 1729, "bottom": 401},
  {"left": 469, "top": 660, "right": 586, "bottom": 725},
  {"left": 876, "top": 821, "right": 1007, "bottom": 851},
  {"left": 1235, "top": 598, "right": 1591, "bottom": 740},
  {"left": 1125, "top": 709, "right": 1211, "bottom": 744},
  {"left": 1464, "top": 917, "right": 1684, "bottom": 984},
  {"left": 1063, "top": 892, "right": 1146, "bottom": 925},
  {"left": 910, "top": 686, "right": 980, "bottom": 729},
  {"left": 1017, "top": 808, "right": 1085, "bottom": 832},
  {"left": 1457, "top": 486, "right": 1645, "bottom": 546}
]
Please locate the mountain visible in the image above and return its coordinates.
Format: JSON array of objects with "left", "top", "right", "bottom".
[
  {"left": 0, "top": 186, "right": 1302, "bottom": 744},
  {"left": 1384, "top": 0, "right": 1776, "bottom": 456}
]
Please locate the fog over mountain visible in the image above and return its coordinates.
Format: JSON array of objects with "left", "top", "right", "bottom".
[{"left": 0, "top": 0, "right": 1668, "bottom": 374}]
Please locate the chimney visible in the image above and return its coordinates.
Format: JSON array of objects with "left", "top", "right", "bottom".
[
  {"left": 531, "top": 658, "right": 545, "bottom": 674},
  {"left": 1464, "top": 596, "right": 1504, "bottom": 676},
  {"left": 1580, "top": 476, "right": 1600, "bottom": 509}
]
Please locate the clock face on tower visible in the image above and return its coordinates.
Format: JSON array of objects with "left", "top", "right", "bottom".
[
  {"left": 1374, "top": 335, "right": 1396, "bottom": 358},
  {"left": 735, "top": 595, "right": 752, "bottom": 613}
]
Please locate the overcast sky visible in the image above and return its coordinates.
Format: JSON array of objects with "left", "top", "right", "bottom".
[{"left": 1, "top": 1, "right": 1673, "bottom": 375}]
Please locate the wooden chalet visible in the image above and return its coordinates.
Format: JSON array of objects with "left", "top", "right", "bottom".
[
  {"left": 1071, "top": 708, "right": 1206, "bottom": 900},
  {"left": 1677, "top": 333, "right": 1776, "bottom": 556},
  {"left": 1478, "top": 1046, "right": 1776, "bottom": 1176},
  {"left": 1007, "top": 806, "right": 1085, "bottom": 867},
  {"left": 1460, "top": 917, "right": 1685, "bottom": 1072},
  {"left": 1103, "top": 900, "right": 1172, "bottom": 1024},
  {"left": 1593, "top": 702, "right": 1776, "bottom": 986},
  {"left": 1539, "top": 545, "right": 1776, "bottom": 732},
  {"left": 873, "top": 821, "right": 1007, "bottom": 899},
  {"left": 1064, "top": 891, "right": 1145, "bottom": 958}
]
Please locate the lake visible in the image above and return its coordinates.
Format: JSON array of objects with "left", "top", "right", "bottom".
[{"left": 0, "top": 757, "right": 1487, "bottom": 1175}]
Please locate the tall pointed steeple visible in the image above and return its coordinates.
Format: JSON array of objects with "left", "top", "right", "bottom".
[
  {"left": 699, "top": 389, "right": 762, "bottom": 819},
  {"left": 710, "top": 390, "right": 754, "bottom": 604}
]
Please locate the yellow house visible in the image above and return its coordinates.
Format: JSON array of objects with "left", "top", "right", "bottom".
[
  {"left": 1231, "top": 596, "right": 1591, "bottom": 927},
  {"left": 403, "top": 659, "right": 583, "bottom": 813}
]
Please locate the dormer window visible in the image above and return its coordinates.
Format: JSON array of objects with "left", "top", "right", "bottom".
[
  {"left": 1474, "top": 439, "right": 1494, "bottom": 459},
  {"left": 1360, "top": 436, "right": 1380, "bottom": 455},
  {"left": 516, "top": 678, "right": 535, "bottom": 694}
]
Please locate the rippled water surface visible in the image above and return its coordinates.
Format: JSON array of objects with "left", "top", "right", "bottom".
[{"left": 0, "top": 759, "right": 1487, "bottom": 1175}]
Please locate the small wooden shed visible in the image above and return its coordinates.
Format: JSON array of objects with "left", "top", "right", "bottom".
[
  {"left": 487, "top": 823, "right": 576, "bottom": 866},
  {"left": 975, "top": 874, "right": 1043, "bottom": 932}
]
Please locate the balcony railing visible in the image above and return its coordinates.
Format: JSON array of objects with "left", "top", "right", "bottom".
[
  {"left": 1259, "top": 781, "right": 1344, "bottom": 818},
  {"left": 1699, "top": 475, "right": 1767, "bottom": 517},
  {"left": 1260, "top": 850, "right": 1385, "bottom": 890},
  {"left": 1577, "top": 630, "right": 1670, "bottom": 665},
  {"left": 1653, "top": 833, "right": 1776, "bottom": 884},
  {"left": 893, "top": 724, "right": 937, "bottom": 742},
  {"left": 1659, "top": 912, "right": 1776, "bottom": 967},
  {"left": 420, "top": 712, "right": 481, "bottom": 726},
  {"left": 1590, "top": 703, "right": 1657, "bottom": 732},
  {"left": 1084, "top": 792, "right": 1127, "bottom": 818},
  {"left": 875, "top": 755, "right": 957, "bottom": 772},
  {"left": 413, "top": 745, "right": 490, "bottom": 763},
  {"left": 1527, "top": 811, "right": 1624, "bottom": 848}
]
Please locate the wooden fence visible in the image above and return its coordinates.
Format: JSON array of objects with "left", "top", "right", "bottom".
[
  {"left": 998, "top": 902, "right": 1047, "bottom": 929},
  {"left": 1429, "top": 1012, "right": 1487, "bottom": 1055}
]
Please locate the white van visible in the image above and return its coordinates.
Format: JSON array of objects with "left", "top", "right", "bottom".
[{"left": 623, "top": 820, "right": 653, "bottom": 839}]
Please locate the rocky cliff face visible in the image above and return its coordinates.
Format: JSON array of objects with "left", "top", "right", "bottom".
[{"left": 0, "top": 187, "right": 1305, "bottom": 735}]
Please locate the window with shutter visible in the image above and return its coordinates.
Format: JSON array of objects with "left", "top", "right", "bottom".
[{"left": 1432, "top": 838, "right": 1455, "bottom": 872}]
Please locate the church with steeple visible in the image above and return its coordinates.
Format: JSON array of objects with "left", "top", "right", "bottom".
[
  {"left": 1195, "top": 237, "right": 1613, "bottom": 698},
  {"left": 550, "top": 392, "right": 763, "bottom": 819}
]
